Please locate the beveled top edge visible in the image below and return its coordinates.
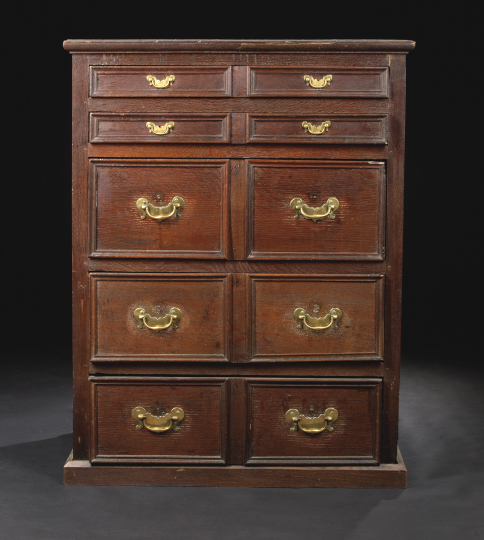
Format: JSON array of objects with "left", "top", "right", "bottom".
[{"left": 63, "top": 39, "right": 416, "bottom": 53}]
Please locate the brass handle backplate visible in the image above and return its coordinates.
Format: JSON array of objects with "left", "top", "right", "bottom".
[
  {"left": 303, "top": 74, "right": 333, "bottom": 89},
  {"left": 285, "top": 407, "right": 339, "bottom": 434},
  {"left": 290, "top": 197, "right": 339, "bottom": 222},
  {"left": 302, "top": 121, "right": 331, "bottom": 135},
  {"left": 132, "top": 406, "right": 184, "bottom": 432},
  {"left": 136, "top": 196, "right": 185, "bottom": 221},
  {"left": 146, "top": 121, "right": 175, "bottom": 135},
  {"left": 293, "top": 307, "right": 343, "bottom": 330},
  {"left": 146, "top": 74, "right": 175, "bottom": 88},
  {"left": 133, "top": 307, "right": 182, "bottom": 331}
]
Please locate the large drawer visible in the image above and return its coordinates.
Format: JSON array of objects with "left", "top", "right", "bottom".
[
  {"left": 91, "top": 159, "right": 229, "bottom": 259},
  {"left": 247, "top": 66, "right": 389, "bottom": 98},
  {"left": 91, "top": 274, "right": 232, "bottom": 362},
  {"left": 247, "top": 160, "right": 385, "bottom": 260},
  {"left": 90, "top": 377, "right": 228, "bottom": 463},
  {"left": 90, "top": 65, "right": 232, "bottom": 97},
  {"left": 245, "top": 274, "right": 384, "bottom": 362},
  {"left": 245, "top": 378, "right": 382, "bottom": 465}
]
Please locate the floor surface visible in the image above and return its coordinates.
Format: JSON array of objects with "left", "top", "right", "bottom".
[{"left": 1, "top": 354, "right": 482, "bottom": 540}]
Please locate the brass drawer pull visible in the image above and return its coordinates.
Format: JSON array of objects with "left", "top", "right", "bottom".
[
  {"left": 132, "top": 406, "right": 184, "bottom": 433},
  {"left": 146, "top": 121, "right": 175, "bottom": 135},
  {"left": 146, "top": 74, "right": 175, "bottom": 88},
  {"left": 133, "top": 307, "right": 182, "bottom": 331},
  {"left": 293, "top": 307, "right": 343, "bottom": 330},
  {"left": 302, "top": 120, "right": 331, "bottom": 135},
  {"left": 303, "top": 74, "right": 333, "bottom": 89},
  {"left": 136, "top": 196, "right": 185, "bottom": 221},
  {"left": 290, "top": 197, "right": 339, "bottom": 222},
  {"left": 285, "top": 407, "right": 339, "bottom": 434}
]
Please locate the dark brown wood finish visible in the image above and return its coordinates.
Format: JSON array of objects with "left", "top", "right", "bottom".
[
  {"left": 65, "top": 39, "right": 413, "bottom": 487},
  {"left": 90, "top": 377, "right": 229, "bottom": 463},
  {"left": 91, "top": 159, "right": 229, "bottom": 258}
]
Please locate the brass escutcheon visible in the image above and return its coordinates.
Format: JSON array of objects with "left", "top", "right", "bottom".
[
  {"left": 133, "top": 307, "right": 182, "bottom": 331},
  {"left": 146, "top": 121, "right": 175, "bottom": 135},
  {"left": 285, "top": 407, "right": 339, "bottom": 434},
  {"left": 136, "top": 196, "right": 185, "bottom": 221},
  {"left": 303, "top": 74, "right": 333, "bottom": 89},
  {"left": 146, "top": 74, "right": 175, "bottom": 88},
  {"left": 302, "top": 120, "right": 331, "bottom": 135},
  {"left": 293, "top": 307, "right": 343, "bottom": 330},
  {"left": 290, "top": 197, "right": 339, "bottom": 222},
  {"left": 132, "top": 406, "right": 184, "bottom": 433}
]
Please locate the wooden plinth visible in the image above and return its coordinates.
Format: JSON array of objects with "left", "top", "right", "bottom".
[{"left": 64, "top": 448, "right": 406, "bottom": 488}]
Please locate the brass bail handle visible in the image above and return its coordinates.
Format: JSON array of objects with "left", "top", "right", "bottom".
[
  {"left": 303, "top": 74, "right": 333, "bottom": 89},
  {"left": 146, "top": 121, "right": 175, "bottom": 135},
  {"left": 146, "top": 74, "right": 176, "bottom": 89},
  {"left": 290, "top": 197, "right": 339, "bottom": 222},
  {"left": 132, "top": 406, "right": 185, "bottom": 433},
  {"left": 133, "top": 307, "right": 182, "bottom": 331},
  {"left": 293, "top": 307, "right": 343, "bottom": 330},
  {"left": 302, "top": 120, "right": 331, "bottom": 135},
  {"left": 136, "top": 196, "right": 185, "bottom": 221},
  {"left": 285, "top": 407, "right": 339, "bottom": 434}
]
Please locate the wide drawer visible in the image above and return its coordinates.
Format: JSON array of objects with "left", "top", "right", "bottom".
[
  {"left": 91, "top": 159, "right": 229, "bottom": 259},
  {"left": 248, "top": 66, "right": 389, "bottom": 98},
  {"left": 91, "top": 274, "right": 231, "bottom": 362},
  {"left": 247, "top": 114, "right": 387, "bottom": 144},
  {"left": 246, "top": 378, "right": 382, "bottom": 465},
  {"left": 90, "top": 113, "right": 230, "bottom": 143},
  {"left": 246, "top": 274, "right": 384, "bottom": 362},
  {"left": 247, "top": 160, "right": 385, "bottom": 260},
  {"left": 90, "top": 65, "right": 232, "bottom": 97},
  {"left": 90, "top": 377, "right": 228, "bottom": 463}
]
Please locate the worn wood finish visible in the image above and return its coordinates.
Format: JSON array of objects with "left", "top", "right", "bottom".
[
  {"left": 65, "top": 39, "right": 412, "bottom": 487},
  {"left": 245, "top": 378, "right": 381, "bottom": 465},
  {"left": 90, "top": 113, "right": 230, "bottom": 144},
  {"left": 91, "top": 274, "right": 232, "bottom": 362},
  {"left": 91, "top": 377, "right": 228, "bottom": 463},
  {"left": 64, "top": 448, "right": 407, "bottom": 488},
  {"left": 91, "top": 159, "right": 229, "bottom": 258},
  {"left": 90, "top": 66, "right": 232, "bottom": 97},
  {"left": 247, "top": 160, "right": 385, "bottom": 260},
  {"left": 246, "top": 275, "right": 384, "bottom": 362},
  {"left": 248, "top": 66, "right": 388, "bottom": 98}
]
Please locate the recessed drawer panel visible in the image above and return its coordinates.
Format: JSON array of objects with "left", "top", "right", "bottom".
[
  {"left": 91, "top": 160, "right": 229, "bottom": 259},
  {"left": 247, "top": 160, "right": 385, "bottom": 260},
  {"left": 90, "top": 66, "right": 232, "bottom": 97},
  {"left": 247, "top": 275, "right": 384, "bottom": 362},
  {"left": 247, "top": 114, "right": 387, "bottom": 144},
  {"left": 90, "top": 113, "right": 230, "bottom": 143},
  {"left": 91, "top": 274, "right": 231, "bottom": 362},
  {"left": 248, "top": 66, "right": 388, "bottom": 98},
  {"left": 91, "top": 377, "right": 228, "bottom": 464},
  {"left": 246, "top": 378, "right": 381, "bottom": 465}
]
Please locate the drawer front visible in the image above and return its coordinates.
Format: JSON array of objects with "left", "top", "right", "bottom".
[
  {"left": 247, "top": 160, "right": 385, "bottom": 260},
  {"left": 91, "top": 160, "right": 229, "bottom": 259},
  {"left": 247, "top": 275, "right": 384, "bottom": 362},
  {"left": 90, "top": 113, "right": 230, "bottom": 143},
  {"left": 248, "top": 67, "right": 389, "bottom": 98},
  {"left": 90, "top": 66, "right": 232, "bottom": 97},
  {"left": 91, "top": 377, "right": 228, "bottom": 463},
  {"left": 246, "top": 378, "right": 381, "bottom": 465},
  {"left": 91, "top": 274, "right": 231, "bottom": 362},
  {"left": 247, "top": 114, "right": 387, "bottom": 144}
]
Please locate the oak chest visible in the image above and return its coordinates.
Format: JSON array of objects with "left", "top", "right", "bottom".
[{"left": 63, "top": 39, "right": 414, "bottom": 488}]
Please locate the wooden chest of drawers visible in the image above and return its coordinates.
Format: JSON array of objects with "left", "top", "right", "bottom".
[{"left": 63, "top": 39, "right": 414, "bottom": 488}]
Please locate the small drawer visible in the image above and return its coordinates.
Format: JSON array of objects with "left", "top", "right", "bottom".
[
  {"left": 90, "top": 113, "right": 230, "bottom": 143},
  {"left": 247, "top": 114, "right": 387, "bottom": 144},
  {"left": 248, "top": 66, "right": 388, "bottom": 98},
  {"left": 246, "top": 274, "right": 384, "bottom": 362},
  {"left": 90, "top": 377, "right": 228, "bottom": 463},
  {"left": 91, "top": 274, "right": 231, "bottom": 362},
  {"left": 91, "top": 159, "right": 229, "bottom": 259},
  {"left": 90, "top": 65, "right": 232, "bottom": 97},
  {"left": 247, "top": 160, "right": 385, "bottom": 260},
  {"left": 246, "top": 378, "right": 381, "bottom": 465}
]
